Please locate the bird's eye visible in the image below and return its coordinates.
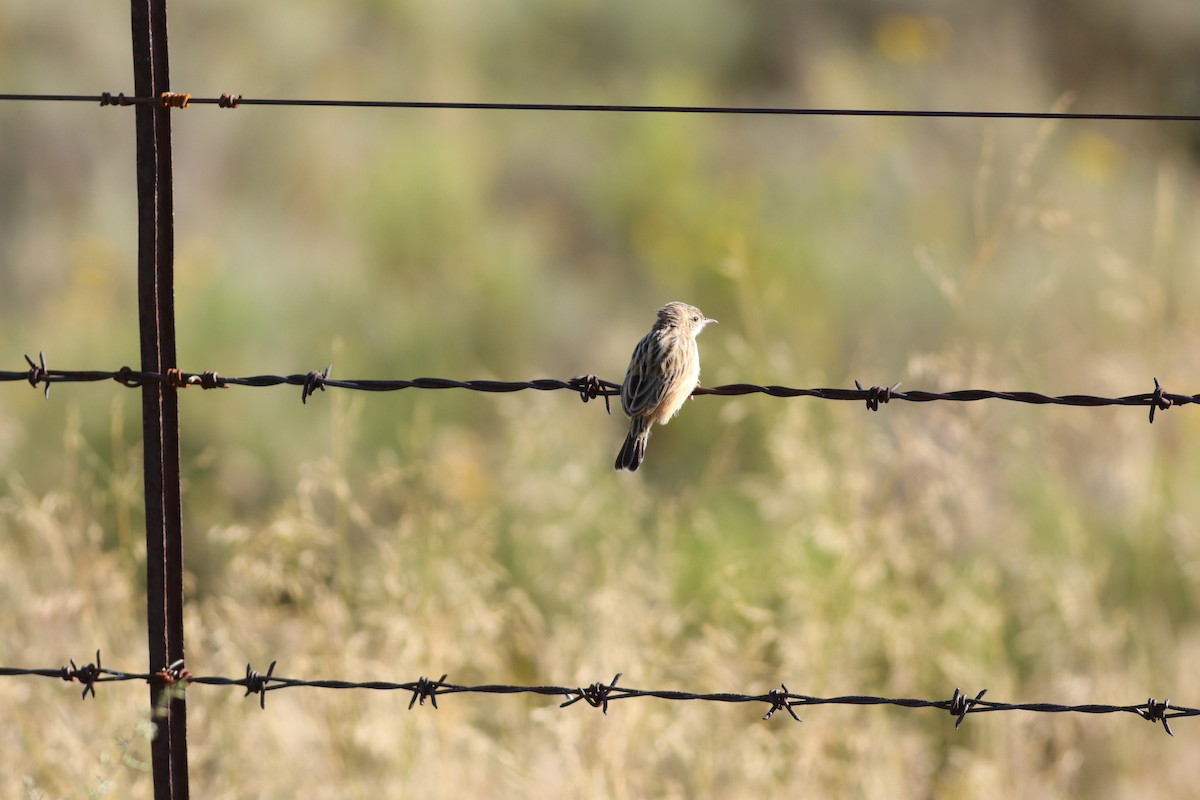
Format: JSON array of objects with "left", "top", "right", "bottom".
[{"left": 691, "top": 315, "right": 700, "bottom": 322}]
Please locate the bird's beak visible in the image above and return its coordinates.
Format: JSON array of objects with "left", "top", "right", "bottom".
[{"left": 707, "top": 318, "right": 718, "bottom": 325}]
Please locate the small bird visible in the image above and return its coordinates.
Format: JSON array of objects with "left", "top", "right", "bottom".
[{"left": 615, "top": 301, "right": 716, "bottom": 471}]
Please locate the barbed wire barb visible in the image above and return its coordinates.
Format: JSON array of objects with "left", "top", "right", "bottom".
[
  {"left": 855, "top": 379, "right": 901, "bottom": 412},
  {"left": 1149, "top": 378, "right": 1173, "bottom": 423},
  {"left": 572, "top": 373, "right": 613, "bottom": 413},
  {"left": 561, "top": 673, "right": 623, "bottom": 714},
  {"left": 243, "top": 661, "right": 277, "bottom": 709},
  {"left": 764, "top": 684, "right": 802, "bottom": 722},
  {"left": 68, "top": 650, "right": 103, "bottom": 700},
  {"left": 408, "top": 674, "right": 448, "bottom": 710},
  {"left": 24, "top": 352, "right": 49, "bottom": 398},
  {"left": 949, "top": 687, "right": 988, "bottom": 729},
  {"left": 301, "top": 365, "right": 331, "bottom": 404},
  {"left": 1139, "top": 698, "right": 1174, "bottom": 736}
]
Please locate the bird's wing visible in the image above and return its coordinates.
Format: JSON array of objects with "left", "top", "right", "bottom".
[{"left": 621, "top": 333, "right": 668, "bottom": 417}]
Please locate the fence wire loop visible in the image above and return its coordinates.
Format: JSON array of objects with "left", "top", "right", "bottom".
[
  {"left": 1149, "top": 378, "right": 1173, "bottom": 424},
  {"left": 160, "top": 92, "right": 191, "bottom": 109},
  {"left": 190, "top": 370, "right": 226, "bottom": 389},
  {"left": 1140, "top": 697, "right": 1174, "bottom": 736},
  {"left": 764, "top": 684, "right": 802, "bottom": 722},
  {"left": 23, "top": 352, "right": 49, "bottom": 398},
  {"left": 217, "top": 93, "right": 242, "bottom": 109},
  {"left": 949, "top": 687, "right": 988, "bottom": 729},
  {"left": 115, "top": 365, "right": 143, "bottom": 387},
  {"left": 301, "top": 365, "right": 331, "bottom": 404},
  {"left": 67, "top": 651, "right": 103, "bottom": 700},
  {"left": 570, "top": 374, "right": 615, "bottom": 414},
  {"left": 99, "top": 91, "right": 133, "bottom": 107},
  {"left": 243, "top": 661, "right": 277, "bottom": 709},
  {"left": 408, "top": 674, "right": 448, "bottom": 710}
]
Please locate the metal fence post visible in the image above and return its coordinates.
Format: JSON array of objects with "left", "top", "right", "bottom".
[{"left": 130, "top": 0, "right": 188, "bottom": 797}]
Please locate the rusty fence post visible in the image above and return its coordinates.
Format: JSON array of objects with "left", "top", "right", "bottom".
[{"left": 130, "top": 0, "right": 188, "bottom": 797}]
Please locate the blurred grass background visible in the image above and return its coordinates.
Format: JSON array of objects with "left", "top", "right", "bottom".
[{"left": 2, "top": 1, "right": 1200, "bottom": 797}]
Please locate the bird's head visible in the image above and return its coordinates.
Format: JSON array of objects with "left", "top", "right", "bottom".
[{"left": 658, "top": 301, "right": 717, "bottom": 336}]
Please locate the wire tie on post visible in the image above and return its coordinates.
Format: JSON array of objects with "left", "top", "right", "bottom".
[
  {"left": 69, "top": 651, "right": 103, "bottom": 700},
  {"left": 217, "top": 93, "right": 243, "bottom": 109},
  {"left": 1149, "top": 378, "right": 1172, "bottom": 424},
  {"left": 408, "top": 674, "right": 448, "bottom": 710},
  {"left": 301, "top": 365, "right": 331, "bottom": 404},
  {"left": 154, "top": 658, "right": 193, "bottom": 687},
  {"left": 160, "top": 92, "right": 191, "bottom": 109},
  {"left": 948, "top": 687, "right": 987, "bottom": 729},
  {"left": 763, "top": 683, "right": 801, "bottom": 721},
  {"left": 243, "top": 660, "right": 277, "bottom": 709},
  {"left": 165, "top": 368, "right": 188, "bottom": 389},
  {"left": 24, "top": 352, "right": 50, "bottom": 398},
  {"left": 1139, "top": 697, "right": 1173, "bottom": 736}
]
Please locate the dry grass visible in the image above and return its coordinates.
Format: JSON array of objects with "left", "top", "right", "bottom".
[{"left": 4, "top": 355, "right": 1200, "bottom": 797}]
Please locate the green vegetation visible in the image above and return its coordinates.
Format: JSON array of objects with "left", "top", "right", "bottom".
[{"left": 2, "top": 2, "right": 1199, "bottom": 797}]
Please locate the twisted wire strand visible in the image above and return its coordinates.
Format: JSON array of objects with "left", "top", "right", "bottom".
[
  {"left": 1, "top": 359, "right": 1192, "bottom": 421},
  {"left": 1, "top": 92, "right": 1199, "bottom": 121},
  {"left": 0, "top": 658, "right": 1187, "bottom": 733}
]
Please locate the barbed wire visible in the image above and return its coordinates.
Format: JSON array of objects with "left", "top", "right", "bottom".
[
  {"left": 0, "top": 91, "right": 1198, "bottom": 121},
  {"left": 1, "top": 355, "right": 1193, "bottom": 422},
  {"left": 0, "top": 653, "right": 1188, "bottom": 734}
]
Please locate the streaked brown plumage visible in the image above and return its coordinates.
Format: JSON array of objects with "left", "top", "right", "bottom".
[{"left": 615, "top": 302, "right": 716, "bottom": 471}]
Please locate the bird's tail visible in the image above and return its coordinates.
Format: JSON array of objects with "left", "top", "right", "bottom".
[{"left": 615, "top": 418, "right": 651, "bottom": 471}]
